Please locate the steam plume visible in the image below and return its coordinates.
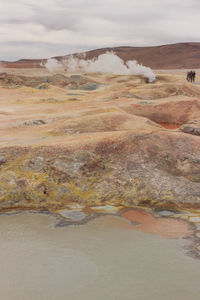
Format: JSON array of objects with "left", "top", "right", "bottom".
[
  {"left": 44, "top": 58, "right": 64, "bottom": 72},
  {"left": 45, "top": 52, "right": 156, "bottom": 82}
]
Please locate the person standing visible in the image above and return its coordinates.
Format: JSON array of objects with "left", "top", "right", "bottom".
[
  {"left": 187, "top": 71, "right": 190, "bottom": 81},
  {"left": 193, "top": 71, "right": 196, "bottom": 82},
  {"left": 190, "top": 70, "right": 193, "bottom": 82}
]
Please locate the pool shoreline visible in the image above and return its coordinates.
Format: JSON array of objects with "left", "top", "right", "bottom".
[{"left": 0, "top": 205, "right": 199, "bottom": 259}]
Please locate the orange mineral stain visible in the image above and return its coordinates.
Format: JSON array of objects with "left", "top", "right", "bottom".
[
  {"left": 159, "top": 123, "right": 180, "bottom": 129},
  {"left": 121, "top": 209, "right": 192, "bottom": 239}
]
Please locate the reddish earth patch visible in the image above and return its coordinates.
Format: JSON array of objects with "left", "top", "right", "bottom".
[
  {"left": 158, "top": 123, "right": 180, "bottom": 129},
  {"left": 121, "top": 209, "right": 192, "bottom": 239}
]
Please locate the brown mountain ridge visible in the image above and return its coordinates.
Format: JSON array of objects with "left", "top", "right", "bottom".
[{"left": 1, "top": 42, "right": 200, "bottom": 69}]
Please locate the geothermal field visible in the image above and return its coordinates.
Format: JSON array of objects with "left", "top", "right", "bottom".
[
  {"left": 1, "top": 59, "right": 200, "bottom": 211},
  {"left": 0, "top": 55, "right": 200, "bottom": 299}
]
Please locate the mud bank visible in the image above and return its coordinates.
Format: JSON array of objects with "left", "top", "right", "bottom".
[{"left": 0, "top": 133, "right": 200, "bottom": 211}]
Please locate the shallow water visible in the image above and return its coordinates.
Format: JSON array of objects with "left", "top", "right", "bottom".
[{"left": 0, "top": 213, "right": 199, "bottom": 300}]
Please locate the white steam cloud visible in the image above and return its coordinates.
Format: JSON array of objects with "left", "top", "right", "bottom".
[
  {"left": 44, "top": 58, "right": 64, "bottom": 73},
  {"left": 45, "top": 52, "right": 156, "bottom": 82}
]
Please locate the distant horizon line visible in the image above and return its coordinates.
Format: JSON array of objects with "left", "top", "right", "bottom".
[{"left": 1, "top": 41, "right": 200, "bottom": 63}]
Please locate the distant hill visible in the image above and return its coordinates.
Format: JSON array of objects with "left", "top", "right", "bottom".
[{"left": 1, "top": 42, "right": 200, "bottom": 69}]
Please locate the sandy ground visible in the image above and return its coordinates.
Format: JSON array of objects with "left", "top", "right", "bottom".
[
  {"left": 1, "top": 67, "right": 200, "bottom": 213},
  {"left": 0, "top": 67, "right": 200, "bottom": 148}
]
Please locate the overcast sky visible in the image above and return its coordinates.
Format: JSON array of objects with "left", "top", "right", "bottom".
[{"left": 0, "top": 0, "right": 199, "bottom": 61}]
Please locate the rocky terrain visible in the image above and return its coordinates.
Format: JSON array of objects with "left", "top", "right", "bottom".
[
  {"left": 0, "top": 68, "right": 200, "bottom": 212},
  {"left": 2, "top": 42, "right": 200, "bottom": 69}
]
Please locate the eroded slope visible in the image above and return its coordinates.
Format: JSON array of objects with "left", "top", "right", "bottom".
[{"left": 0, "top": 69, "right": 200, "bottom": 210}]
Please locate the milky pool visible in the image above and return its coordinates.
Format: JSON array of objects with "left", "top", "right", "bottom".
[{"left": 0, "top": 212, "right": 199, "bottom": 300}]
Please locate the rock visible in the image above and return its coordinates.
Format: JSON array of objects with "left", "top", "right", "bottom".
[
  {"left": 180, "top": 121, "right": 200, "bottom": 136},
  {"left": 0, "top": 155, "right": 7, "bottom": 166},
  {"left": 53, "top": 159, "right": 84, "bottom": 175},
  {"left": 91, "top": 205, "right": 122, "bottom": 214},
  {"left": 46, "top": 74, "right": 69, "bottom": 87},
  {"left": 57, "top": 210, "right": 87, "bottom": 221},
  {"left": 36, "top": 84, "right": 48, "bottom": 90},
  {"left": 27, "top": 156, "right": 45, "bottom": 171},
  {"left": 189, "top": 217, "right": 200, "bottom": 223},
  {"left": 23, "top": 120, "right": 46, "bottom": 126},
  {"left": 80, "top": 83, "right": 100, "bottom": 91},
  {"left": 68, "top": 75, "right": 85, "bottom": 83},
  {"left": 156, "top": 210, "right": 176, "bottom": 217}
]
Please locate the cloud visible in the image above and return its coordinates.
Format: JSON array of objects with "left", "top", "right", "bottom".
[{"left": 0, "top": 0, "right": 199, "bottom": 60}]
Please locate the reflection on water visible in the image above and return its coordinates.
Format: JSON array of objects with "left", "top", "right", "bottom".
[{"left": 0, "top": 213, "right": 199, "bottom": 300}]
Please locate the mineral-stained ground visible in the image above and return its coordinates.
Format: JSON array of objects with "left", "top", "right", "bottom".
[{"left": 0, "top": 68, "right": 200, "bottom": 211}]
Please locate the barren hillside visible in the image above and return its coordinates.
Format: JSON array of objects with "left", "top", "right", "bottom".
[
  {"left": 1, "top": 42, "right": 200, "bottom": 69},
  {"left": 0, "top": 69, "right": 200, "bottom": 211}
]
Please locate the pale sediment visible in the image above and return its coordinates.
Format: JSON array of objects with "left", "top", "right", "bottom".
[{"left": 1, "top": 210, "right": 200, "bottom": 300}]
